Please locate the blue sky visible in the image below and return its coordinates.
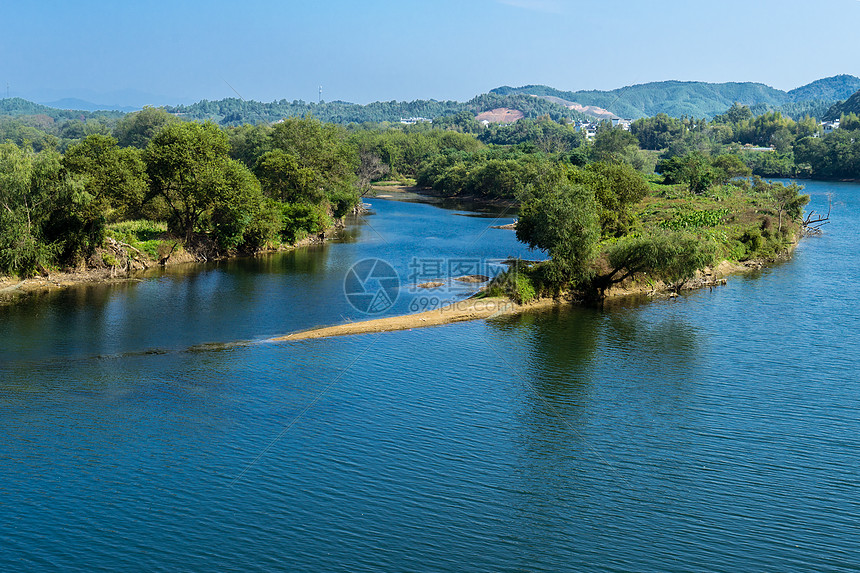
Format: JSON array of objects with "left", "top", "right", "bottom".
[{"left": 2, "top": 0, "right": 859, "bottom": 106}]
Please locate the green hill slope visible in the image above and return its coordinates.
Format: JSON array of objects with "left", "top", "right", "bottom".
[
  {"left": 494, "top": 75, "right": 860, "bottom": 119},
  {"left": 0, "top": 93, "right": 587, "bottom": 127},
  {"left": 787, "top": 74, "right": 860, "bottom": 102},
  {"left": 0, "top": 98, "right": 124, "bottom": 120},
  {"left": 823, "top": 90, "right": 860, "bottom": 120}
]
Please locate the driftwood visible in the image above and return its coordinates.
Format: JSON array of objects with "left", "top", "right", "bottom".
[
  {"left": 802, "top": 194, "right": 831, "bottom": 236},
  {"left": 105, "top": 237, "right": 150, "bottom": 272},
  {"left": 158, "top": 242, "right": 180, "bottom": 265}
]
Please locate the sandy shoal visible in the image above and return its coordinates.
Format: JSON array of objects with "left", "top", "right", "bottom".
[{"left": 271, "top": 297, "right": 559, "bottom": 342}]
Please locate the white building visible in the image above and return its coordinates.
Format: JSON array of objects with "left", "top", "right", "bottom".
[
  {"left": 400, "top": 117, "right": 432, "bottom": 125},
  {"left": 821, "top": 119, "right": 840, "bottom": 135}
]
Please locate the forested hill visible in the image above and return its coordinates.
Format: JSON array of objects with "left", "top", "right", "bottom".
[
  {"left": 787, "top": 74, "right": 860, "bottom": 101},
  {"left": 0, "top": 98, "right": 125, "bottom": 120},
  {"left": 162, "top": 93, "right": 588, "bottom": 125},
  {"left": 823, "top": 89, "right": 860, "bottom": 120},
  {"left": 4, "top": 75, "right": 858, "bottom": 126},
  {"left": 0, "top": 93, "right": 586, "bottom": 126},
  {"left": 493, "top": 75, "right": 860, "bottom": 119}
]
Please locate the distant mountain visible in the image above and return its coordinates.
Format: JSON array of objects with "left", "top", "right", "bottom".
[
  {"left": 0, "top": 92, "right": 586, "bottom": 126},
  {"left": 5, "top": 75, "right": 857, "bottom": 127},
  {"left": 40, "top": 98, "right": 140, "bottom": 113},
  {"left": 163, "top": 93, "right": 588, "bottom": 125},
  {"left": 20, "top": 87, "right": 184, "bottom": 109},
  {"left": 492, "top": 75, "right": 860, "bottom": 119},
  {"left": 823, "top": 89, "right": 860, "bottom": 120},
  {"left": 0, "top": 97, "right": 124, "bottom": 120},
  {"left": 786, "top": 75, "right": 860, "bottom": 102}
]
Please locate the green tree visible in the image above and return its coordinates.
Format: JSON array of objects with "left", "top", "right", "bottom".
[
  {"left": 62, "top": 134, "right": 149, "bottom": 220},
  {"left": 602, "top": 231, "right": 715, "bottom": 293},
  {"left": 432, "top": 111, "right": 483, "bottom": 134},
  {"left": 516, "top": 178, "right": 600, "bottom": 287},
  {"left": 206, "top": 160, "right": 268, "bottom": 251},
  {"left": 0, "top": 143, "right": 50, "bottom": 276},
  {"left": 144, "top": 121, "right": 263, "bottom": 246},
  {"left": 569, "top": 162, "right": 649, "bottom": 236},
  {"left": 770, "top": 126, "right": 795, "bottom": 153},
  {"left": 226, "top": 123, "right": 272, "bottom": 167},
  {"left": 714, "top": 103, "right": 753, "bottom": 124},
  {"left": 0, "top": 144, "right": 94, "bottom": 275},
  {"left": 115, "top": 106, "right": 177, "bottom": 149},
  {"left": 630, "top": 113, "right": 684, "bottom": 150},
  {"left": 658, "top": 152, "right": 715, "bottom": 193},
  {"left": 794, "top": 115, "right": 821, "bottom": 139},
  {"left": 592, "top": 126, "right": 639, "bottom": 164},
  {"left": 268, "top": 116, "right": 360, "bottom": 214},
  {"left": 255, "top": 149, "right": 322, "bottom": 204},
  {"left": 711, "top": 153, "right": 751, "bottom": 185},
  {"left": 841, "top": 112, "right": 860, "bottom": 131}
]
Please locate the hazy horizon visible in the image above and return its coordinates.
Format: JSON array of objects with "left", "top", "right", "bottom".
[{"left": 3, "top": 0, "right": 859, "bottom": 108}]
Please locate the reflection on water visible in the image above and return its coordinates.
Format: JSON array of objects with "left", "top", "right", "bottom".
[{"left": 2, "top": 183, "right": 860, "bottom": 571}]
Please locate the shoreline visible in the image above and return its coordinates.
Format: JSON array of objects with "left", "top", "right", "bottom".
[
  {"left": 1, "top": 188, "right": 795, "bottom": 311},
  {"left": 270, "top": 297, "right": 559, "bottom": 342},
  {"left": 370, "top": 184, "right": 518, "bottom": 209},
  {"left": 0, "top": 233, "right": 331, "bottom": 306},
  {"left": 270, "top": 256, "right": 779, "bottom": 342}
]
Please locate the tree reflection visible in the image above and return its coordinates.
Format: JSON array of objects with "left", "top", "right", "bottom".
[{"left": 486, "top": 299, "right": 702, "bottom": 556}]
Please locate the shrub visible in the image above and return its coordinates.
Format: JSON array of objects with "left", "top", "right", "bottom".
[
  {"left": 483, "top": 265, "right": 537, "bottom": 303},
  {"left": 281, "top": 202, "right": 330, "bottom": 244}
]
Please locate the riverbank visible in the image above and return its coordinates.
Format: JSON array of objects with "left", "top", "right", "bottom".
[
  {"left": 371, "top": 183, "right": 517, "bottom": 209},
  {"left": 0, "top": 233, "right": 331, "bottom": 306}
]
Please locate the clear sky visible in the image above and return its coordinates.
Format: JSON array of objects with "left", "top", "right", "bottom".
[{"left": 2, "top": 0, "right": 859, "bottom": 106}]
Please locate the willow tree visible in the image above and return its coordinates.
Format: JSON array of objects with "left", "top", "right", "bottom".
[{"left": 601, "top": 231, "right": 715, "bottom": 294}]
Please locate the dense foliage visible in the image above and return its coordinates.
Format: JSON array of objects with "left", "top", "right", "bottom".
[
  {"left": 823, "top": 89, "right": 860, "bottom": 120},
  {"left": 0, "top": 98, "right": 124, "bottom": 121},
  {"left": 0, "top": 116, "right": 362, "bottom": 277}
]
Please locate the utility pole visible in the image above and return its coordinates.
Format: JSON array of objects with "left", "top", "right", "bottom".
[{"left": 319, "top": 85, "right": 322, "bottom": 104}]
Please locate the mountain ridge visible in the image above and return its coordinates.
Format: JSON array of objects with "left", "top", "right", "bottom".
[
  {"left": 823, "top": 89, "right": 860, "bottom": 120},
  {"left": 492, "top": 75, "right": 860, "bottom": 119},
  {"left": 39, "top": 98, "right": 141, "bottom": 113},
  {"left": 2, "top": 75, "right": 858, "bottom": 125}
]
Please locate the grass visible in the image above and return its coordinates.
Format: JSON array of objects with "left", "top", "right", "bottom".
[
  {"left": 373, "top": 178, "right": 417, "bottom": 187},
  {"left": 481, "top": 265, "right": 538, "bottom": 304},
  {"left": 631, "top": 180, "right": 799, "bottom": 262},
  {"left": 104, "top": 220, "right": 171, "bottom": 260}
]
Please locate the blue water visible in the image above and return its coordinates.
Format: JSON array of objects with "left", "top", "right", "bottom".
[{"left": 1, "top": 184, "right": 859, "bottom": 571}]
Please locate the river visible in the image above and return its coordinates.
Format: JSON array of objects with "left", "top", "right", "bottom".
[{"left": 1, "top": 182, "right": 858, "bottom": 571}]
